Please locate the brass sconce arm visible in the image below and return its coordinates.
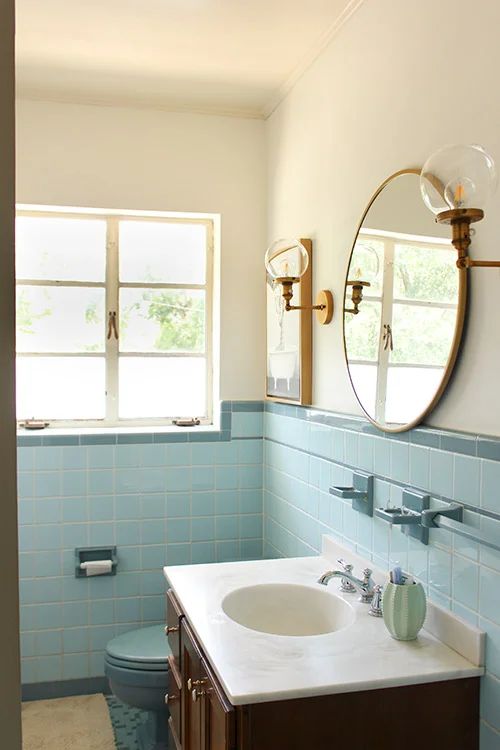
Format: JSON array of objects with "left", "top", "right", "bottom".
[
  {"left": 344, "top": 280, "right": 371, "bottom": 315},
  {"left": 437, "top": 207, "right": 500, "bottom": 269},
  {"left": 278, "top": 278, "right": 334, "bottom": 325}
]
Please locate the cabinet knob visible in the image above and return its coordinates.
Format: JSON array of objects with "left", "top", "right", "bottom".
[
  {"left": 164, "top": 625, "right": 179, "bottom": 635},
  {"left": 187, "top": 677, "right": 207, "bottom": 691},
  {"left": 191, "top": 687, "right": 206, "bottom": 703},
  {"left": 164, "top": 694, "right": 177, "bottom": 705}
]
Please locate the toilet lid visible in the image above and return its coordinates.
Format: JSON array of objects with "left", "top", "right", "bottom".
[{"left": 106, "top": 624, "right": 172, "bottom": 667}]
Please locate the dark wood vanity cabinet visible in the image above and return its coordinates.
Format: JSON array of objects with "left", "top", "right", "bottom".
[{"left": 166, "top": 589, "right": 480, "bottom": 750}]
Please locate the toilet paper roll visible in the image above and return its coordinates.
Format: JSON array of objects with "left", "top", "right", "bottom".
[{"left": 80, "top": 560, "right": 113, "bottom": 577}]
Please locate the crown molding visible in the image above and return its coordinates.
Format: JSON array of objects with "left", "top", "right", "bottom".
[
  {"left": 15, "top": 89, "right": 266, "bottom": 121},
  {"left": 261, "top": 0, "right": 367, "bottom": 119}
]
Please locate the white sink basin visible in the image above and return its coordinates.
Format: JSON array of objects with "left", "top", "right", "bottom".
[{"left": 221, "top": 583, "right": 355, "bottom": 636}]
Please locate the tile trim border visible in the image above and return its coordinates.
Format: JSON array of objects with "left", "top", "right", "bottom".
[
  {"left": 16, "top": 401, "right": 262, "bottom": 447},
  {"left": 265, "top": 401, "right": 500, "bottom": 461}
]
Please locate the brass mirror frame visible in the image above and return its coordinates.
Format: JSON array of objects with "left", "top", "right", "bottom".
[{"left": 343, "top": 168, "right": 468, "bottom": 433}]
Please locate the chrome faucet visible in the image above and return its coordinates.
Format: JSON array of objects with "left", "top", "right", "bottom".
[{"left": 318, "top": 566, "right": 376, "bottom": 604}]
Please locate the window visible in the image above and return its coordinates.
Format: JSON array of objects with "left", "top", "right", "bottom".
[
  {"left": 345, "top": 229, "right": 457, "bottom": 424},
  {"left": 16, "top": 207, "right": 214, "bottom": 427}
]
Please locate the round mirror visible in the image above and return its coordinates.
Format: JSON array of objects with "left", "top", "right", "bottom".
[{"left": 343, "top": 169, "right": 467, "bottom": 432}]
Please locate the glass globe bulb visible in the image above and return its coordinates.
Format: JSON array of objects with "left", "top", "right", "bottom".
[
  {"left": 264, "top": 238, "right": 309, "bottom": 281},
  {"left": 420, "top": 144, "right": 497, "bottom": 215}
]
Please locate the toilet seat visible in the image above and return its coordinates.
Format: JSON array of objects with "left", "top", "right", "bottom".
[{"left": 105, "top": 625, "right": 171, "bottom": 672}]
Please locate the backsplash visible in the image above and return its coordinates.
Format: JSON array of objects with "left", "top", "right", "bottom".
[
  {"left": 17, "top": 403, "right": 263, "bottom": 686},
  {"left": 262, "top": 401, "right": 500, "bottom": 745}
]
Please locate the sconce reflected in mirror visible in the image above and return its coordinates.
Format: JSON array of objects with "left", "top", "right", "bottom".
[
  {"left": 264, "top": 238, "right": 333, "bottom": 324},
  {"left": 420, "top": 144, "right": 499, "bottom": 268}
]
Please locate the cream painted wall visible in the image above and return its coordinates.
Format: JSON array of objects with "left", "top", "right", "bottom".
[
  {"left": 0, "top": 1, "right": 22, "bottom": 747},
  {"left": 266, "top": 0, "right": 500, "bottom": 435},
  {"left": 16, "top": 99, "right": 266, "bottom": 403}
]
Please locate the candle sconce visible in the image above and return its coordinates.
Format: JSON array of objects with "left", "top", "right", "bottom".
[
  {"left": 344, "top": 279, "right": 370, "bottom": 315},
  {"left": 421, "top": 144, "right": 500, "bottom": 269},
  {"left": 265, "top": 238, "right": 334, "bottom": 325}
]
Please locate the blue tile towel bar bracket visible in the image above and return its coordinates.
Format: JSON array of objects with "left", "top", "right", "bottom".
[
  {"left": 330, "top": 471, "right": 374, "bottom": 516},
  {"left": 377, "top": 493, "right": 500, "bottom": 551}
]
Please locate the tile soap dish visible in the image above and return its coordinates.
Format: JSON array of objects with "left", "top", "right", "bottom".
[{"left": 375, "top": 489, "right": 430, "bottom": 544}]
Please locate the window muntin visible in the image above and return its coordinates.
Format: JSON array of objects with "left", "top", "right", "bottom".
[{"left": 16, "top": 209, "right": 213, "bottom": 427}]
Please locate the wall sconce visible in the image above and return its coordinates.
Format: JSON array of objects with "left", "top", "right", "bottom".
[
  {"left": 420, "top": 144, "right": 499, "bottom": 268},
  {"left": 264, "top": 238, "right": 334, "bottom": 324},
  {"left": 345, "top": 279, "right": 371, "bottom": 315}
]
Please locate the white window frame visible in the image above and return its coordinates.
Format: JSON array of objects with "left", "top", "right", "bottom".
[
  {"left": 348, "top": 228, "right": 457, "bottom": 424},
  {"left": 16, "top": 205, "right": 215, "bottom": 428}
]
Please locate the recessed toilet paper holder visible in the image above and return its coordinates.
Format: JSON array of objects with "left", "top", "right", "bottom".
[{"left": 75, "top": 546, "right": 118, "bottom": 578}]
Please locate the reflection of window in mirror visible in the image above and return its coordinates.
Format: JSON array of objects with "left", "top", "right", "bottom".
[{"left": 345, "top": 228, "right": 458, "bottom": 424}]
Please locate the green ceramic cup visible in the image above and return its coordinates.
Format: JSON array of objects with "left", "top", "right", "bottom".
[{"left": 382, "top": 581, "right": 426, "bottom": 641}]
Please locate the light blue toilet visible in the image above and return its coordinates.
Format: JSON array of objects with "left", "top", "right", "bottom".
[{"left": 105, "top": 625, "right": 171, "bottom": 750}]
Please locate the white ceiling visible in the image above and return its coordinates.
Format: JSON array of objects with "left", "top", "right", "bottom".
[{"left": 15, "top": 0, "right": 360, "bottom": 118}]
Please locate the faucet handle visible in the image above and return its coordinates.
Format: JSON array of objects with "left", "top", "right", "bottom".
[
  {"left": 337, "top": 558, "right": 353, "bottom": 573},
  {"left": 362, "top": 568, "right": 373, "bottom": 583},
  {"left": 369, "top": 584, "right": 383, "bottom": 617},
  {"left": 337, "top": 559, "right": 356, "bottom": 593}
]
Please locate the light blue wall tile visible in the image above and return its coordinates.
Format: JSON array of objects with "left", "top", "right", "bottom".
[
  {"left": 62, "top": 627, "right": 89, "bottom": 653},
  {"left": 191, "top": 443, "right": 216, "bottom": 466},
  {"left": 191, "top": 542, "right": 216, "bottom": 564},
  {"left": 215, "top": 442, "right": 239, "bottom": 464},
  {"left": 216, "top": 466, "right": 238, "bottom": 490},
  {"left": 35, "top": 498, "right": 61, "bottom": 524},
  {"left": 428, "top": 546, "right": 452, "bottom": 597},
  {"left": 115, "top": 573, "right": 141, "bottom": 598},
  {"left": 36, "top": 603, "right": 62, "bottom": 629},
  {"left": 35, "top": 551, "right": 62, "bottom": 578},
  {"left": 115, "top": 445, "right": 142, "bottom": 469},
  {"left": 17, "top": 473, "right": 34, "bottom": 499},
  {"left": 239, "top": 465, "right": 262, "bottom": 489},
  {"left": 232, "top": 412, "right": 263, "bottom": 438},
  {"left": 115, "top": 598, "right": 141, "bottom": 623},
  {"left": 18, "top": 500, "right": 35, "bottom": 526},
  {"left": 191, "top": 517, "right": 215, "bottom": 542},
  {"left": 166, "top": 543, "right": 191, "bottom": 565},
  {"left": 36, "top": 525, "right": 62, "bottom": 551},
  {"left": 62, "top": 497, "right": 88, "bottom": 523},
  {"left": 62, "top": 523, "right": 88, "bottom": 548},
  {"left": 87, "top": 445, "right": 115, "bottom": 469},
  {"left": 62, "top": 471, "right": 87, "bottom": 496},
  {"left": 115, "top": 521, "right": 141, "bottom": 546},
  {"left": 88, "top": 495, "right": 113, "bottom": 522},
  {"left": 35, "top": 447, "right": 62, "bottom": 472},
  {"left": 37, "top": 655, "right": 62, "bottom": 681},
  {"left": 480, "top": 567, "right": 500, "bottom": 625},
  {"left": 482, "top": 460, "right": 500, "bottom": 513},
  {"left": 35, "top": 630, "right": 61, "bottom": 656},
  {"left": 481, "top": 617, "right": 500, "bottom": 678},
  {"left": 453, "top": 555, "right": 479, "bottom": 610},
  {"left": 141, "top": 494, "right": 166, "bottom": 518},
  {"left": 165, "top": 444, "right": 191, "bottom": 466},
  {"left": 240, "top": 489, "right": 262, "bottom": 514},
  {"left": 429, "top": 449, "right": 454, "bottom": 498},
  {"left": 141, "top": 545, "right": 167, "bottom": 570},
  {"left": 216, "top": 540, "right": 240, "bottom": 562},
  {"left": 88, "top": 470, "right": 114, "bottom": 495},
  {"left": 191, "top": 492, "right": 215, "bottom": 516},
  {"left": 192, "top": 467, "right": 215, "bottom": 491},
  {"left": 63, "top": 602, "right": 88, "bottom": 628},
  {"left": 89, "top": 522, "right": 114, "bottom": 546},
  {"left": 390, "top": 442, "right": 409, "bottom": 484},
  {"left": 454, "top": 454, "right": 480, "bottom": 506},
  {"left": 115, "top": 494, "right": 141, "bottom": 520},
  {"left": 409, "top": 445, "right": 430, "bottom": 489},
  {"left": 481, "top": 673, "right": 500, "bottom": 732},
  {"left": 166, "top": 493, "right": 190, "bottom": 517},
  {"left": 142, "top": 596, "right": 164, "bottom": 622},
  {"left": 18, "top": 448, "right": 35, "bottom": 472},
  {"left": 166, "top": 467, "right": 190, "bottom": 492},
  {"left": 141, "top": 520, "right": 166, "bottom": 545},
  {"left": 216, "top": 516, "right": 239, "bottom": 540},
  {"left": 166, "top": 518, "right": 190, "bottom": 543},
  {"left": 240, "top": 515, "right": 262, "bottom": 539},
  {"left": 35, "top": 472, "right": 61, "bottom": 498},
  {"left": 62, "top": 653, "right": 89, "bottom": 679},
  {"left": 62, "top": 447, "right": 86, "bottom": 470}
]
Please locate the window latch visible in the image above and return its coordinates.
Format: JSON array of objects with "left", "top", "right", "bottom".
[
  {"left": 172, "top": 418, "right": 201, "bottom": 427},
  {"left": 107, "top": 311, "right": 119, "bottom": 340}
]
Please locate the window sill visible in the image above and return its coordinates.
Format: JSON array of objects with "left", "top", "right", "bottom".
[{"left": 16, "top": 422, "right": 232, "bottom": 446}]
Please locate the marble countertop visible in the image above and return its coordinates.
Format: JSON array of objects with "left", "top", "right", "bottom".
[{"left": 164, "top": 554, "right": 483, "bottom": 706}]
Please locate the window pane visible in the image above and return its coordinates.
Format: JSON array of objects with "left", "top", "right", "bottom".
[
  {"left": 390, "top": 304, "right": 456, "bottom": 366},
  {"left": 385, "top": 367, "right": 443, "bottom": 425},
  {"left": 16, "top": 286, "right": 105, "bottom": 353},
  {"left": 119, "top": 221, "right": 207, "bottom": 284},
  {"left": 393, "top": 243, "right": 458, "bottom": 303},
  {"left": 348, "top": 363, "right": 377, "bottom": 418},
  {"left": 17, "top": 357, "right": 105, "bottom": 420},
  {"left": 344, "top": 301, "right": 382, "bottom": 362},
  {"left": 16, "top": 216, "right": 106, "bottom": 281},
  {"left": 119, "top": 288, "right": 205, "bottom": 353},
  {"left": 119, "top": 357, "right": 206, "bottom": 418}
]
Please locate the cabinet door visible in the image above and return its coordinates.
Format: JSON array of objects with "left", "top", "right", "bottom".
[
  {"left": 201, "top": 656, "right": 235, "bottom": 750},
  {"left": 166, "top": 588, "right": 183, "bottom": 668},
  {"left": 181, "top": 620, "right": 205, "bottom": 750}
]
